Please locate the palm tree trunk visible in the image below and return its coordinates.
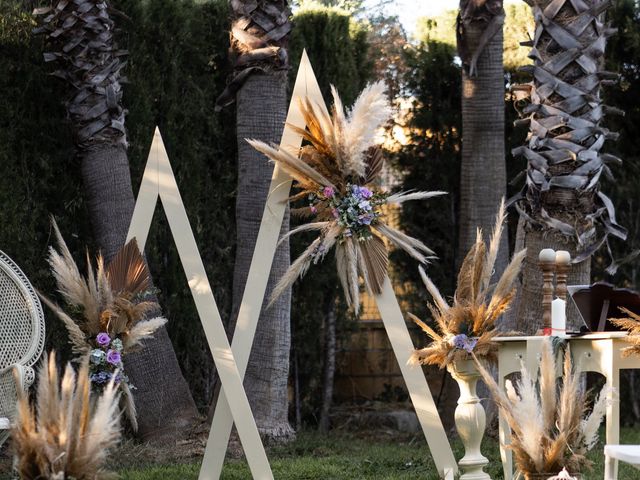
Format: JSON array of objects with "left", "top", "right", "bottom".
[
  {"left": 319, "top": 296, "right": 336, "bottom": 433},
  {"left": 229, "top": 71, "right": 294, "bottom": 441},
  {"left": 36, "top": 0, "right": 199, "bottom": 443},
  {"left": 511, "top": 0, "right": 624, "bottom": 333},
  {"left": 516, "top": 228, "right": 590, "bottom": 333},
  {"left": 457, "top": 0, "right": 508, "bottom": 280}
]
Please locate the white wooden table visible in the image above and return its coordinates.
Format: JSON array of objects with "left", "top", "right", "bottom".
[{"left": 494, "top": 332, "right": 639, "bottom": 480}]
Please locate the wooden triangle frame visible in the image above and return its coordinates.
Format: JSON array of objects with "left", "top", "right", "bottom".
[
  {"left": 126, "top": 128, "right": 273, "bottom": 479},
  {"left": 203, "top": 51, "right": 457, "bottom": 479}
]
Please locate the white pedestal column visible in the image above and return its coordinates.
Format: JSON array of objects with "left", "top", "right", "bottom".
[{"left": 448, "top": 359, "right": 491, "bottom": 480}]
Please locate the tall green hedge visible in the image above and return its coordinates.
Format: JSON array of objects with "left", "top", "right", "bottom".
[
  {"left": 0, "top": 0, "right": 235, "bottom": 410},
  {"left": 0, "top": 0, "right": 372, "bottom": 414}
]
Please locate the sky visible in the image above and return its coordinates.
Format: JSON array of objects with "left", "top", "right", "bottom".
[
  {"left": 367, "top": 0, "right": 456, "bottom": 34},
  {"left": 367, "top": 0, "right": 519, "bottom": 35}
]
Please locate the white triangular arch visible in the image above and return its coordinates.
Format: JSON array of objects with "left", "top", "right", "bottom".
[
  {"left": 204, "top": 51, "right": 457, "bottom": 479},
  {"left": 127, "top": 127, "right": 273, "bottom": 480}
]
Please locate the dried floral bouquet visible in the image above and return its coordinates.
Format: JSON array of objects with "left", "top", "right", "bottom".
[
  {"left": 411, "top": 201, "right": 526, "bottom": 368},
  {"left": 40, "top": 221, "right": 166, "bottom": 430},
  {"left": 249, "top": 81, "right": 443, "bottom": 314},
  {"left": 475, "top": 339, "right": 610, "bottom": 479}
]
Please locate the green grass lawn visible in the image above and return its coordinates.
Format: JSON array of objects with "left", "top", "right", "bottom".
[{"left": 118, "top": 428, "right": 640, "bottom": 479}]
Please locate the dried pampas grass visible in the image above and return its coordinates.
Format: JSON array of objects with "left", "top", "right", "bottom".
[
  {"left": 610, "top": 308, "right": 640, "bottom": 357},
  {"left": 473, "top": 338, "right": 611, "bottom": 477},
  {"left": 249, "top": 81, "right": 442, "bottom": 314},
  {"left": 410, "top": 199, "right": 525, "bottom": 368},
  {"left": 12, "top": 352, "right": 121, "bottom": 480}
]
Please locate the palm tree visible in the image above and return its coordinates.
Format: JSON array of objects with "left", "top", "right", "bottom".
[
  {"left": 34, "top": 0, "right": 199, "bottom": 442},
  {"left": 511, "top": 0, "right": 625, "bottom": 333},
  {"left": 457, "top": 0, "right": 509, "bottom": 281},
  {"left": 216, "top": 0, "right": 294, "bottom": 440}
]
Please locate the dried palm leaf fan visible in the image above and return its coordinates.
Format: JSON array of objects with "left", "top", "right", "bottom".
[
  {"left": 40, "top": 220, "right": 167, "bottom": 431},
  {"left": 248, "top": 81, "right": 444, "bottom": 314},
  {"left": 411, "top": 200, "right": 527, "bottom": 368},
  {"left": 474, "top": 338, "right": 609, "bottom": 479},
  {"left": 13, "top": 352, "right": 121, "bottom": 480}
]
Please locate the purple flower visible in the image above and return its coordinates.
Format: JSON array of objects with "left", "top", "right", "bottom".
[
  {"left": 323, "top": 186, "right": 335, "bottom": 198},
  {"left": 359, "top": 186, "right": 373, "bottom": 199},
  {"left": 310, "top": 206, "right": 318, "bottom": 214},
  {"left": 452, "top": 334, "right": 478, "bottom": 353},
  {"left": 358, "top": 200, "right": 372, "bottom": 211},
  {"left": 96, "top": 332, "right": 111, "bottom": 346},
  {"left": 359, "top": 214, "right": 374, "bottom": 225},
  {"left": 106, "top": 349, "right": 121, "bottom": 365},
  {"left": 90, "top": 371, "right": 112, "bottom": 384}
]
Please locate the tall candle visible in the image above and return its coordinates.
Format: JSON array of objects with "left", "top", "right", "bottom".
[
  {"left": 552, "top": 298, "right": 566, "bottom": 335},
  {"left": 539, "top": 248, "right": 556, "bottom": 263}
]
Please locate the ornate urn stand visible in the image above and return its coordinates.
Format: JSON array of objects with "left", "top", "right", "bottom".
[{"left": 447, "top": 358, "right": 491, "bottom": 480}]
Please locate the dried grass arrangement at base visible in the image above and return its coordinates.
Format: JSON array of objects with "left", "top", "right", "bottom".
[
  {"left": 474, "top": 339, "right": 609, "bottom": 479},
  {"left": 610, "top": 308, "right": 640, "bottom": 356},
  {"left": 40, "top": 220, "right": 167, "bottom": 430},
  {"left": 410, "top": 201, "right": 526, "bottom": 368},
  {"left": 248, "top": 81, "right": 443, "bottom": 314},
  {"left": 13, "top": 353, "right": 121, "bottom": 480}
]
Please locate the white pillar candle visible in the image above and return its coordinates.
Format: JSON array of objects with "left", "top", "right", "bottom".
[
  {"left": 539, "top": 248, "right": 556, "bottom": 262},
  {"left": 555, "top": 250, "right": 571, "bottom": 265},
  {"left": 552, "top": 298, "right": 566, "bottom": 334}
]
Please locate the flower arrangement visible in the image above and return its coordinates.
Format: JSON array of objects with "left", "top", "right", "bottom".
[
  {"left": 89, "top": 331, "right": 127, "bottom": 393},
  {"left": 474, "top": 338, "right": 610, "bottom": 479},
  {"left": 248, "top": 81, "right": 443, "bottom": 313},
  {"left": 410, "top": 201, "right": 526, "bottom": 368},
  {"left": 12, "top": 352, "right": 121, "bottom": 480},
  {"left": 40, "top": 220, "right": 167, "bottom": 430},
  {"left": 610, "top": 308, "right": 640, "bottom": 356}
]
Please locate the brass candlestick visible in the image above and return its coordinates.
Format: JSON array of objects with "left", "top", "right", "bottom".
[
  {"left": 555, "top": 250, "right": 571, "bottom": 302},
  {"left": 539, "top": 249, "right": 556, "bottom": 334}
]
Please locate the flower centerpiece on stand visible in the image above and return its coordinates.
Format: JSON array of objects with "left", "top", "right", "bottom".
[
  {"left": 40, "top": 221, "right": 167, "bottom": 430},
  {"left": 410, "top": 200, "right": 526, "bottom": 368},
  {"left": 475, "top": 338, "right": 610, "bottom": 480},
  {"left": 248, "top": 81, "right": 443, "bottom": 314},
  {"left": 409, "top": 200, "right": 526, "bottom": 480}
]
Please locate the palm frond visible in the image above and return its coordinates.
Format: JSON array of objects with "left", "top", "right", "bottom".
[
  {"left": 360, "top": 233, "right": 388, "bottom": 294},
  {"left": 106, "top": 238, "right": 150, "bottom": 297}
]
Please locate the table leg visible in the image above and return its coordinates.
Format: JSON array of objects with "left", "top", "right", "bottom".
[
  {"left": 499, "top": 352, "right": 513, "bottom": 480},
  {"left": 604, "top": 358, "right": 620, "bottom": 480}
]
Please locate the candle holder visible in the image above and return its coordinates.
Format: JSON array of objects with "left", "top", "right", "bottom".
[
  {"left": 555, "top": 250, "right": 571, "bottom": 302},
  {"left": 539, "top": 249, "right": 556, "bottom": 335}
]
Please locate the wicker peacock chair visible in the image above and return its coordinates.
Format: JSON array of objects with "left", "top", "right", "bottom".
[{"left": 0, "top": 250, "right": 45, "bottom": 447}]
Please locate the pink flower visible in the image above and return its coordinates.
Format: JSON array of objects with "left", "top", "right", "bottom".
[
  {"left": 310, "top": 206, "right": 318, "bottom": 214},
  {"left": 323, "top": 186, "right": 335, "bottom": 198}
]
